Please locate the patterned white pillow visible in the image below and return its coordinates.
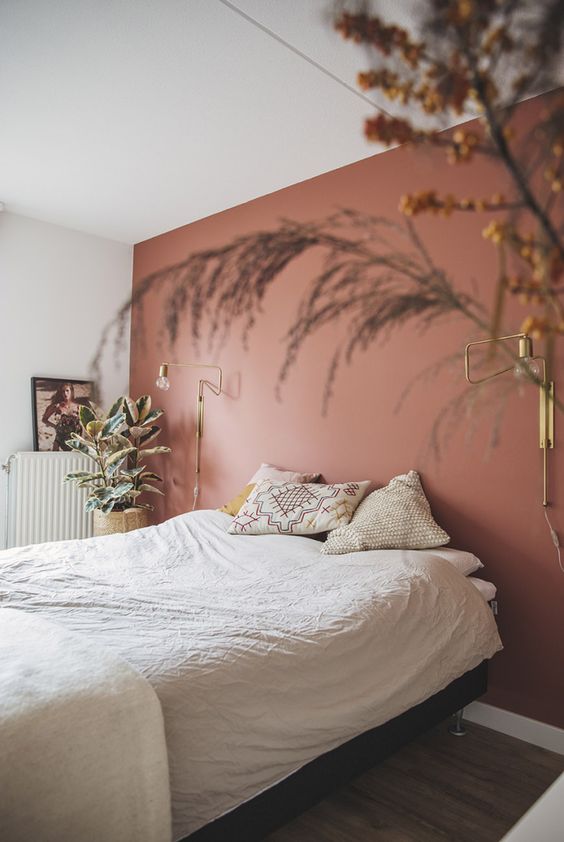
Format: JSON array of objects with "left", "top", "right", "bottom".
[
  {"left": 321, "top": 471, "right": 449, "bottom": 554},
  {"left": 228, "top": 480, "right": 370, "bottom": 536}
]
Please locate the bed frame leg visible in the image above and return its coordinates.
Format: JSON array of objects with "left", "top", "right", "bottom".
[{"left": 448, "top": 708, "right": 467, "bottom": 736}]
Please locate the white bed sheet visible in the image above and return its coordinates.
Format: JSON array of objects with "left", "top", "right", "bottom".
[
  {"left": 469, "top": 577, "right": 497, "bottom": 602},
  {"left": 0, "top": 509, "right": 502, "bottom": 840}
]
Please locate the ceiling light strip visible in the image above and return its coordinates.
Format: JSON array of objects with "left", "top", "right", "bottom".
[{"left": 217, "top": 0, "right": 392, "bottom": 117}]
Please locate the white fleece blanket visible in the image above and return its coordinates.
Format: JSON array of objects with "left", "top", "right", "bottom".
[
  {"left": 0, "top": 608, "right": 171, "bottom": 842},
  {"left": 0, "top": 510, "right": 502, "bottom": 840}
]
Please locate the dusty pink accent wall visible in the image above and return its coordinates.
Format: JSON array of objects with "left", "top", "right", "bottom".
[{"left": 131, "top": 94, "right": 563, "bottom": 728}]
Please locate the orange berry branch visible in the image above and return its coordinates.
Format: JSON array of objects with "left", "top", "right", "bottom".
[{"left": 336, "top": 1, "right": 564, "bottom": 347}]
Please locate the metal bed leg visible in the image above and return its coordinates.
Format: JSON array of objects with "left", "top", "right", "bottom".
[{"left": 448, "top": 708, "right": 467, "bottom": 736}]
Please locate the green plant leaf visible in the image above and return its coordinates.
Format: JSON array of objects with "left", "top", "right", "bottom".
[
  {"left": 141, "top": 446, "right": 172, "bottom": 456},
  {"left": 123, "top": 397, "right": 139, "bottom": 425},
  {"left": 85, "top": 496, "right": 104, "bottom": 512},
  {"left": 107, "top": 396, "right": 125, "bottom": 418},
  {"left": 100, "top": 499, "right": 117, "bottom": 513},
  {"left": 105, "top": 460, "right": 124, "bottom": 478},
  {"left": 64, "top": 471, "right": 99, "bottom": 481},
  {"left": 92, "top": 486, "right": 119, "bottom": 501},
  {"left": 67, "top": 439, "right": 97, "bottom": 459},
  {"left": 128, "top": 426, "right": 145, "bottom": 440},
  {"left": 120, "top": 467, "right": 145, "bottom": 478},
  {"left": 140, "top": 471, "right": 163, "bottom": 482},
  {"left": 136, "top": 395, "right": 152, "bottom": 422},
  {"left": 112, "top": 480, "right": 134, "bottom": 497},
  {"left": 69, "top": 432, "right": 95, "bottom": 447},
  {"left": 79, "top": 405, "right": 97, "bottom": 429},
  {"left": 112, "top": 433, "right": 131, "bottom": 448},
  {"left": 86, "top": 419, "right": 105, "bottom": 439},
  {"left": 138, "top": 484, "right": 164, "bottom": 495},
  {"left": 102, "top": 411, "right": 125, "bottom": 438},
  {"left": 140, "top": 409, "right": 163, "bottom": 426},
  {"left": 139, "top": 426, "right": 161, "bottom": 446},
  {"left": 105, "top": 446, "right": 135, "bottom": 468}
]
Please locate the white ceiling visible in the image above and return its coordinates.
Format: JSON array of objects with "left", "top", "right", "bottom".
[{"left": 1, "top": 0, "right": 447, "bottom": 244}]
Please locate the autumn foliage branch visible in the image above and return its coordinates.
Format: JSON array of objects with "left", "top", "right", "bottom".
[{"left": 336, "top": 0, "right": 564, "bottom": 348}]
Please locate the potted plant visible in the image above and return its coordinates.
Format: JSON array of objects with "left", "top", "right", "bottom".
[{"left": 64, "top": 394, "right": 171, "bottom": 536}]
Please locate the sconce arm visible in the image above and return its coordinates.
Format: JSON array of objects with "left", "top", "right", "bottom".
[
  {"left": 464, "top": 333, "right": 530, "bottom": 384},
  {"left": 161, "top": 362, "right": 222, "bottom": 395},
  {"left": 463, "top": 333, "right": 555, "bottom": 508},
  {"left": 196, "top": 367, "right": 223, "bottom": 399}
]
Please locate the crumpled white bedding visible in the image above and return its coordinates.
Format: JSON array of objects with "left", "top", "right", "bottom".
[
  {"left": 0, "top": 608, "right": 170, "bottom": 842},
  {"left": 0, "top": 509, "right": 502, "bottom": 840}
]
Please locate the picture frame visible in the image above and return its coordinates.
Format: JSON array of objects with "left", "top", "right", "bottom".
[{"left": 31, "top": 377, "right": 96, "bottom": 452}]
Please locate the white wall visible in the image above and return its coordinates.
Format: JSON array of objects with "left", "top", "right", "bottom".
[{"left": 0, "top": 211, "right": 133, "bottom": 547}]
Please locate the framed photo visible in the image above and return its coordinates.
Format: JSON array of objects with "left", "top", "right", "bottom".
[{"left": 31, "top": 377, "right": 96, "bottom": 452}]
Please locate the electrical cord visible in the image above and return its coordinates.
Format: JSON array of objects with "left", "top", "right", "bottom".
[
  {"left": 544, "top": 508, "right": 563, "bottom": 574},
  {"left": 1, "top": 454, "right": 16, "bottom": 550}
]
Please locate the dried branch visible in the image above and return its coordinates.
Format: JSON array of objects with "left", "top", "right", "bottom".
[{"left": 335, "top": 0, "right": 564, "bottom": 344}]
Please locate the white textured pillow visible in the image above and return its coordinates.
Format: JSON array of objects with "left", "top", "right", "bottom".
[
  {"left": 321, "top": 470, "right": 449, "bottom": 554},
  {"left": 249, "top": 463, "right": 320, "bottom": 484},
  {"left": 427, "top": 548, "right": 483, "bottom": 576},
  {"left": 228, "top": 480, "right": 370, "bottom": 536}
]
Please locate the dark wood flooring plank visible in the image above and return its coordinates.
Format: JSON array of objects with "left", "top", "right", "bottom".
[{"left": 265, "top": 721, "right": 564, "bottom": 842}]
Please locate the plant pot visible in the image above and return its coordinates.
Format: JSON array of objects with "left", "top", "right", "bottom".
[{"left": 93, "top": 507, "right": 150, "bottom": 537}]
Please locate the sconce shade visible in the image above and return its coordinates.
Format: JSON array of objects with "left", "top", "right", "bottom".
[
  {"left": 156, "top": 375, "right": 170, "bottom": 391},
  {"left": 156, "top": 364, "right": 170, "bottom": 390},
  {"left": 514, "top": 357, "right": 544, "bottom": 381}
]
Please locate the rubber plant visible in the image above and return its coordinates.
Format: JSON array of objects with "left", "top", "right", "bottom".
[{"left": 64, "top": 395, "right": 171, "bottom": 513}]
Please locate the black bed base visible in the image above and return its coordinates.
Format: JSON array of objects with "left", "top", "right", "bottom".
[{"left": 184, "top": 661, "right": 488, "bottom": 842}]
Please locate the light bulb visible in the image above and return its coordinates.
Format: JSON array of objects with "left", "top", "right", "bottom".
[
  {"left": 514, "top": 356, "right": 543, "bottom": 381},
  {"left": 155, "top": 375, "right": 170, "bottom": 390}
]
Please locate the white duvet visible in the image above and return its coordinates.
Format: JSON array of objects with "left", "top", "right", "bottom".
[{"left": 0, "top": 509, "right": 502, "bottom": 840}]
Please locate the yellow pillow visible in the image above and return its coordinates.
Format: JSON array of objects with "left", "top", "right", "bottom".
[{"left": 218, "top": 483, "right": 256, "bottom": 517}]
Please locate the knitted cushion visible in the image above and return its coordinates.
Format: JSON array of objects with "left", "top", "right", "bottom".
[
  {"left": 321, "top": 471, "right": 449, "bottom": 554},
  {"left": 228, "top": 480, "right": 370, "bottom": 536}
]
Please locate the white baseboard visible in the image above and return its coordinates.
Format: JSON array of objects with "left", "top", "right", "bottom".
[{"left": 464, "top": 701, "right": 564, "bottom": 756}]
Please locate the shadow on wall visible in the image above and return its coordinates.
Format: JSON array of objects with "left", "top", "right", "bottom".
[{"left": 126, "top": 90, "right": 564, "bottom": 728}]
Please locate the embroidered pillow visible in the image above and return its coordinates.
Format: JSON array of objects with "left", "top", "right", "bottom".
[
  {"left": 218, "top": 465, "right": 321, "bottom": 517},
  {"left": 228, "top": 480, "right": 370, "bottom": 536},
  {"left": 321, "top": 470, "right": 449, "bottom": 554}
]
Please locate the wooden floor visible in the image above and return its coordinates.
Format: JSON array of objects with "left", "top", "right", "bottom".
[{"left": 265, "top": 721, "right": 564, "bottom": 842}]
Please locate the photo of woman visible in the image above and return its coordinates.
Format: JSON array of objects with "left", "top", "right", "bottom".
[{"left": 31, "top": 378, "right": 95, "bottom": 451}]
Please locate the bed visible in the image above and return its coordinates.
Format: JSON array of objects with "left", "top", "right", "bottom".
[{"left": 0, "top": 508, "right": 502, "bottom": 841}]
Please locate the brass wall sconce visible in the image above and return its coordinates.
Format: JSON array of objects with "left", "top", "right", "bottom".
[
  {"left": 156, "top": 362, "right": 223, "bottom": 510},
  {"left": 465, "top": 333, "right": 555, "bottom": 507}
]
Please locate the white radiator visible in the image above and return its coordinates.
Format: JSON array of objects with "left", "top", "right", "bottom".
[{"left": 4, "top": 451, "right": 93, "bottom": 548}]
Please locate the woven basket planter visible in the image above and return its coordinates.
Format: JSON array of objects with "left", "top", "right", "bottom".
[{"left": 93, "top": 507, "right": 150, "bottom": 537}]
